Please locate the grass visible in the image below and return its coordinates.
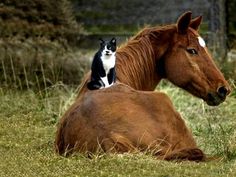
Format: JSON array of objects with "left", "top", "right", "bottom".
[
  {"left": 0, "top": 82, "right": 236, "bottom": 177},
  {"left": 0, "top": 38, "right": 92, "bottom": 89}
]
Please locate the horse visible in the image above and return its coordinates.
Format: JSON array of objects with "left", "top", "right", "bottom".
[{"left": 55, "top": 12, "right": 231, "bottom": 161}]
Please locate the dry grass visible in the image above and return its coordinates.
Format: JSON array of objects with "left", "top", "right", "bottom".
[{"left": 0, "top": 38, "right": 92, "bottom": 89}]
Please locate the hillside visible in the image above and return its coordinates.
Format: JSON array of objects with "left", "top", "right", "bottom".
[
  {"left": 0, "top": 0, "right": 89, "bottom": 89},
  {"left": 0, "top": 0, "right": 80, "bottom": 42}
]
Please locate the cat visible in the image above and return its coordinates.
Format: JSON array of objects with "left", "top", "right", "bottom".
[{"left": 87, "top": 38, "right": 117, "bottom": 90}]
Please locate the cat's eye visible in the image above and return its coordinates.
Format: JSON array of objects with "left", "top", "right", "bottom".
[{"left": 187, "top": 48, "right": 198, "bottom": 55}]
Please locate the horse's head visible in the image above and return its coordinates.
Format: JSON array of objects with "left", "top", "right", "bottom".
[{"left": 163, "top": 12, "right": 231, "bottom": 106}]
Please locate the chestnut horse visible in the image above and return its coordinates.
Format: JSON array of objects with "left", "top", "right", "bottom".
[{"left": 55, "top": 12, "right": 231, "bottom": 161}]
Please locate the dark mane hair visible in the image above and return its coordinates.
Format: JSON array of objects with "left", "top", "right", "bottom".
[{"left": 116, "top": 25, "right": 176, "bottom": 89}]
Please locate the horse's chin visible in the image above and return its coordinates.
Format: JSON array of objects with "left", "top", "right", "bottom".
[
  {"left": 205, "top": 100, "right": 222, "bottom": 106},
  {"left": 205, "top": 92, "right": 226, "bottom": 106},
  {"left": 182, "top": 83, "right": 226, "bottom": 106}
]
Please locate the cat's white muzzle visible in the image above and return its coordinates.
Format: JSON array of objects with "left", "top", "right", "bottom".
[{"left": 105, "top": 51, "right": 112, "bottom": 56}]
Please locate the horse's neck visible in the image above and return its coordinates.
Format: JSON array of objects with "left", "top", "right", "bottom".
[{"left": 116, "top": 28, "right": 174, "bottom": 91}]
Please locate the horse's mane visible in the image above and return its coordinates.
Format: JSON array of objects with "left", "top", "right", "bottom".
[
  {"left": 77, "top": 24, "right": 176, "bottom": 96},
  {"left": 116, "top": 24, "right": 175, "bottom": 90}
]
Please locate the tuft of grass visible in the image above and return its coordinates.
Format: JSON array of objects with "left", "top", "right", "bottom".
[
  {"left": 0, "top": 82, "right": 236, "bottom": 176},
  {"left": 0, "top": 38, "right": 91, "bottom": 90}
]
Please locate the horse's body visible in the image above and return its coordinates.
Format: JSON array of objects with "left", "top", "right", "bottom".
[
  {"left": 55, "top": 12, "right": 231, "bottom": 161},
  {"left": 56, "top": 84, "right": 203, "bottom": 160}
]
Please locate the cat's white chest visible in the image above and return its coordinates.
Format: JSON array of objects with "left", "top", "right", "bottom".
[
  {"left": 101, "top": 54, "right": 116, "bottom": 74},
  {"left": 100, "top": 53, "right": 115, "bottom": 87}
]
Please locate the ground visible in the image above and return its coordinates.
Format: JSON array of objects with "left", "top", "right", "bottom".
[{"left": 0, "top": 82, "right": 236, "bottom": 177}]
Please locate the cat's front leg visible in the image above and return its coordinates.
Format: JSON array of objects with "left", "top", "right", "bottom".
[
  {"left": 101, "top": 77, "right": 110, "bottom": 88},
  {"left": 98, "top": 79, "right": 105, "bottom": 89},
  {"left": 107, "top": 68, "right": 116, "bottom": 85}
]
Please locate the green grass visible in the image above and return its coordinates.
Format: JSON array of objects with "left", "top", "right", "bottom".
[{"left": 0, "top": 82, "right": 236, "bottom": 177}]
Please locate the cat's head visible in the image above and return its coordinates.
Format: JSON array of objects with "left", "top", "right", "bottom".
[{"left": 99, "top": 38, "right": 116, "bottom": 56}]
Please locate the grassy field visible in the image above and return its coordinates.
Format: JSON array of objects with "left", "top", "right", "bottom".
[{"left": 0, "top": 82, "right": 236, "bottom": 177}]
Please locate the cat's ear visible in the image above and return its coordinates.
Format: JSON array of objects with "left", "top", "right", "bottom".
[
  {"left": 99, "top": 38, "right": 105, "bottom": 46},
  {"left": 110, "top": 38, "right": 116, "bottom": 45}
]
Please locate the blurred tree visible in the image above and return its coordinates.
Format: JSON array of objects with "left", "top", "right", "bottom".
[
  {"left": 225, "top": 0, "right": 236, "bottom": 49},
  {"left": 227, "top": 0, "right": 236, "bottom": 32},
  {"left": 0, "top": 0, "right": 82, "bottom": 44}
]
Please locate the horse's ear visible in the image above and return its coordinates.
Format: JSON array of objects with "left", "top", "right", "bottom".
[
  {"left": 190, "top": 16, "right": 202, "bottom": 31},
  {"left": 177, "top": 11, "right": 192, "bottom": 34}
]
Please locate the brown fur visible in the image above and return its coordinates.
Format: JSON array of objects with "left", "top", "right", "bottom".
[{"left": 55, "top": 12, "right": 231, "bottom": 161}]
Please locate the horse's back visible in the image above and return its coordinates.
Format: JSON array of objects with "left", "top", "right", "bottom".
[{"left": 55, "top": 83, "right": 198, "bottom": 159}]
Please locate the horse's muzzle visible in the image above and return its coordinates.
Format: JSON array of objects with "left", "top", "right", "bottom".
[{"left": 206, "top": 86, "right": 231, "bottom": 106}]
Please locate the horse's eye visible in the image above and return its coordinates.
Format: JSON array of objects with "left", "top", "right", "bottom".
[{"left": 187, "top": 48, "right": 198, "bottom": 55}]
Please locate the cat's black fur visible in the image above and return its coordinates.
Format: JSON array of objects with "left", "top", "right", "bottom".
[{"left": 87, "top": 38, "right": 116, "bottom": 90}]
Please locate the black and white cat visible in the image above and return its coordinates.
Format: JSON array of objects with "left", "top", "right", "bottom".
[{"left": 87, "top": 38, "right": 117, "bottom": 90}]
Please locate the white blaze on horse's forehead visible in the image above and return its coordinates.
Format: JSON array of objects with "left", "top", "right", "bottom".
[{"left": 197, "top": 36, "right": 206, "bottom": 47}]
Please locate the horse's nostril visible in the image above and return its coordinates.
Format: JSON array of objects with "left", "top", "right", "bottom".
[{"left": 217, "top": 86, "right": 228, "bottom": 98}]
